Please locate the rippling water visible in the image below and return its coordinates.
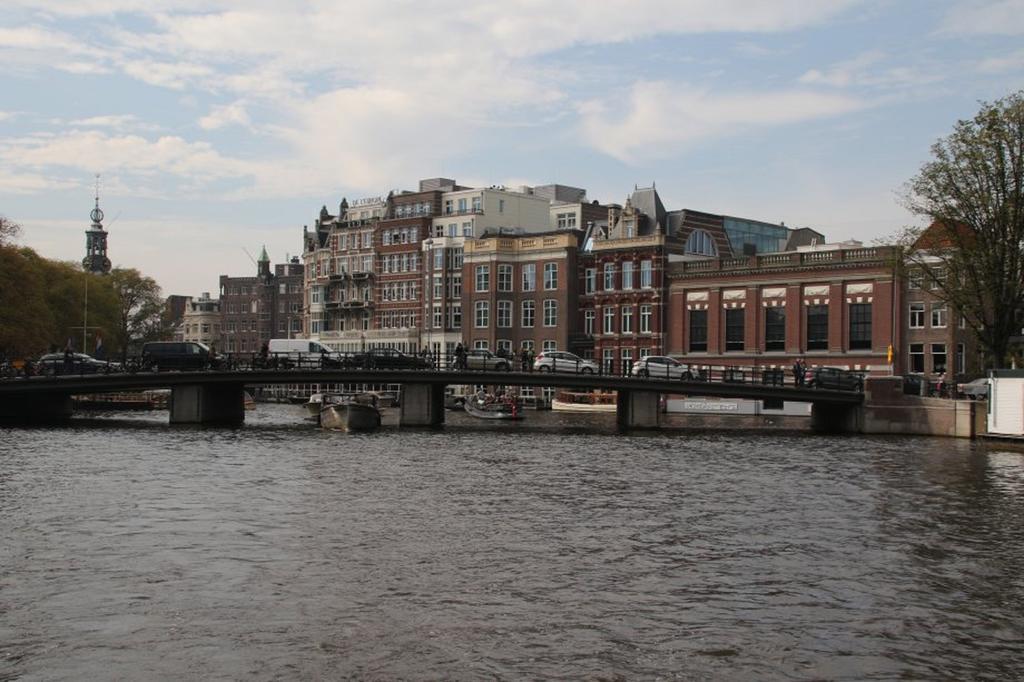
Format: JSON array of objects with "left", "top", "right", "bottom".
[{"left": 2, "top": 405, "right": 1024, "bottom": 680}]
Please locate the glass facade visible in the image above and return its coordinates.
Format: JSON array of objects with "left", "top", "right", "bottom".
[{"left": 723, "top": 217, "right": 789, "bottom": 255}]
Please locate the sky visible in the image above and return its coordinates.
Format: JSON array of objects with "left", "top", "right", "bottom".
[{"left": 2, "top": 0, "right": 1023, "bottom": 297}]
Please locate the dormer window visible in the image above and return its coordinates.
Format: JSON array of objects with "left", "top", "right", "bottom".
[{"left": 686, "top": 229, "right": 718, "bottom": 256}]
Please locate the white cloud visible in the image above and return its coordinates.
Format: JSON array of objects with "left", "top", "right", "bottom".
[
  {"left": 798, "top": 50, "right": 944, "bottom": 89},
  {"left": 942, "top": 0, "right": 1024, "bottom": 35},
  {"left": 119, "top": 59, "right": 212, "bottom": 90},
  {"left": 578, "top": 81, "right": 863, "bottom": 162},
  {"left": 977, "top": 48, "right": 1024, "bottom": 72},
  {"left": 198, "top": 103, "right": 251, "bottom": 130}
]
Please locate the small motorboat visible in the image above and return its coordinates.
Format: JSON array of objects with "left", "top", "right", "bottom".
[
  {"left": 304, "top": 392, "right": 325, "bottom": 419},
  {"left": 320, "top": 393, "right": 382, "bottom": 432},
  {"left": 464, "top": 393, "right": 523, "bottom": 420}
]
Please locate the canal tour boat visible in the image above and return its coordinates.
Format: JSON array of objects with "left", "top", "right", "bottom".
[
  {"left": 319, "top": 393, "right": 382, "bottom": 432},
  {"left": 550, "top": 390, "right": 617, "bottom": 413},
  {"left": 463, "top": 393, "right": 523, "bottom": 420}
]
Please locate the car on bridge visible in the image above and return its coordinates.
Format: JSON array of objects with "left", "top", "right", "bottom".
[
  {"left": 357, "top": 348, "right": 431, "bottom": 370},
  {"left": 629, "top": 355, "right": 700, "bottom": 380},
  {"left": 807, "top": 366, "right": 864, "bottom": 391},
  {"left": 533, "top": 350, "right": 599, "bottom": 374},
  {"left": 36, "top": 352, "right": 121, "bottom": 375},
  {"left": 462, "top": 349, "right": 512, "bottom": 371},
  {"left": 141, "top": 341, "right": 221, "bottom": 371}
]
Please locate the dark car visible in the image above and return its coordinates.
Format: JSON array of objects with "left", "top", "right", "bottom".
[
  {"left": 36, "top": 352, "right": 120, "bottom": 375},
  {"left": 141, "top": 341, "right": 220, "bottom": 371},
  {"left": 359, "top": 348, "right": 430, "bottom": 370},
  {"left": 808, "top": 366, "right": 863, "bottom": 391}
]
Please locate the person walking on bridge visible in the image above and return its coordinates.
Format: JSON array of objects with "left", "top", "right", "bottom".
[{"left": 792, "top": 357, "right": 806, "bottom": 386}]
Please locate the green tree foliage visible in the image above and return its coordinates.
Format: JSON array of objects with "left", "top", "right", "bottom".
[
  {"left": 108, "top": 268, "right": 165, "bottom": 362},
  {"left": 901, "top": 91, "right": 1024, "bottom": 368},
  {"left": 0, "top": 245, "right": 163, "bottom": 362}
]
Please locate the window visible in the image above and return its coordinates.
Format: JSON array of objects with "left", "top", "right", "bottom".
[
  {"left": 444, "top": 199, "right": 453, "bottom": 214},
  {"left": 621, "top": 348, "right": 633, "bottom": 375},
  {"left": 451, "top": 304, "right": 462, "bottom": 329},
  {"left": 640, "top": 260, "right": 653, "bottom": 288},
  {"left": 498, "top": 199, "right": 505, "bottom": 213},
  {"left": 449, "top": 274, "right": 462, "bottom": 299},
  {"left": 448, "top": 224, "right": 457, "bottom": 237},
  {"left": 909, "top": 303, "right": 925, "bottom": 329},
  {"left": 849, "top": 303, "right": 872, "bottom": 350},
  {"left": 806, "top": 305, "right": 828, "bottom": 351},
  {"left": 497, "top": 300, "right": 512, "bottom": 328},
  {"left": 543, "top": 300, "right": 557, "bottom": 327},
  {"left": 689, "top": 310, "right": 707, "bottom": 351},
  {"left": 621, "top": 306, "right": 633, "bottom": 334},
  {"left": 957, "top": 343, "right": 965, "bottom": 374},
  {"left": 602, "top": 348, "right": 615, "bottom": 373},
  {"left": 931, "top": 303, "right": 947, "bottom": 328},
  {"left": 640, "top": 304, "right": 652, "bottom": 333},
  {"left": 909, "top": 343, "right": 925, "bottom": 373},
  {"left": 311, "top": 286, "right": 321, "bottom": 304},
  {"left": 432, "top": 305, "right": 443, "bottom": 328},
  {"left": 686, "top": 229, "right": 718, "bottom": 256},
  {"left": 475, "top": 265, "right": 490, "bottom": 292},
  {"left": 584, "top": 310, "right": 595, "bottom": 335},
  {"left": 585, "top": 268, "right": 596, "bottom": 294},
  {"left": 522, "top": 263, "right": 536, "bottom": 292},
  {"left": 603, "top": 263, "right": 615, "bottom": 291},
  {"left": 458, "top": 198, "right": 467, "bottom": 213},
  {"left": 725, "top": 309, "right": 744, "bottom": 351},
  {"left": 932, "top": 343, "right": 947, "bottom": 374},
  {"left": 621, "top": 261, "right": 634, "bottom": 290},
  {"left": 474, "top": 301, "right": 489, "bottom": 328},
  {"left": 498, "top": 264, "right": 513, "bottom": 292},
  {"left": 472, "top": 196, "right": 481, "bottom": 212},
  {"left": 462, "top": 222, "right": 472, "bottom": 237},
  {"left": 556, "top": 212, "right": 577, "bottom": 229},
  {"left": 543, "top": 263, "right": 558, "bottom": 290},
  {"left": 603, "top": 307, "right": 615, "bottom": 334},
  {"left": 522, "top": 300, "right": 535, "bottom": 327},
  {"left": 765, "top": 307, "right": 785, "bottom": 351}
]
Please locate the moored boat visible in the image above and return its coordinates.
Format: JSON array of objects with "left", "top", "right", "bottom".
[
  {"left": 320, "top": 393, "right": 382, "bottom": 432},
  {"left": 464, "top": 394, "right": 523, "bottom": 420},
  {"left": 551, "top": 390, "right": 617, "bottom": 413}
]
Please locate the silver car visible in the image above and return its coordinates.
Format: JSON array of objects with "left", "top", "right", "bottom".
[
  {"left": 463, "top": 348, "right": 512, "bottom": 371},
  {"left": 630, "top": 355, "right": 697, "bottom": 380},
  {"left": 533, "top": 350, "right": 599, "bottom": 374}
]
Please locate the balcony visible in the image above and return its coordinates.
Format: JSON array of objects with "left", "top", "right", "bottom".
[
  {"left": 329, "top": 272, "right": 347, "bottom": 281},
  {"left": 443, "top": 207, "right": 484, "bottom": 216},
  {"left": 351, "top": 271, "right": 373, "bottom": 280},
  {"left": 324, "top": 300, "right": 343, "bottom": 309}
]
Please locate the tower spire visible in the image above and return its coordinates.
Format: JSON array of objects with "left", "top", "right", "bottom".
[{"left": 83, "top": 173, "right": 111, "bottom": 274}]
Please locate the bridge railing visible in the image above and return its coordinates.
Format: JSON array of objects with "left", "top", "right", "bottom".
[{"left": 1, "top": 351, "right": 865, "bottom": 393}]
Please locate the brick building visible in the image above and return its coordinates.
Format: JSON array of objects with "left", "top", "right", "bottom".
[
  {"left": 666, "top": 243, "right": 901, "bottom": 375},
  {"left": 219, "top": 248, "right": 304, "bottom": 355}
]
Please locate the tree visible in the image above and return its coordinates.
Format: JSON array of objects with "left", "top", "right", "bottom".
[
  {"left": 901, "top": 91, "right": 1024, "bottom": 368},
  {"left": 0, "top": 215, "right": 21, "bottom": 247},
  {"left": 108, "top": 268, "right": 164, "bottom": 362}
]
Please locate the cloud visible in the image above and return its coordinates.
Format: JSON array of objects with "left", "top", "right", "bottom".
[
  {"left": 977, "top": 48, "right": 1024, "bottom": 72},
  {"left": 942, "top": 0, "right": 1024, "bottom": 35},
  {"left": 198, "top": 103, "right": 251, "bottom": 130},
  {"left": 578, "top": 81, "right": 863, "bottom": 162},
  {"left": 798, "top": 50, "right": 944, "bottom": 89},
  {"left": 67, "top": 114, "right": 159, "bottom": 132}
]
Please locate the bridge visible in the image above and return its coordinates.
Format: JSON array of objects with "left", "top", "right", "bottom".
[{"left": 0, "top": 367, "right": 863, "bottom": 430}]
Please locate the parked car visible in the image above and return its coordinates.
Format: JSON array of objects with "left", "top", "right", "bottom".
[
  {"left": 463, "top": 348, "right": 512, "bottom": 371},
  {"left": 533, "top": 350, "right": 599, "bottom": 374},
  {"left": 36, "top": 352, "right": 120, "bottom": 375},
  {"left": 630, "top": 355, "right": 699, "bottom": 380},
  {"left": 267, "top": 338, "right": 349, "bottom": 368},
  {"left": 358, "top": 347, "right": 430, "bottom": 370},
  {"left": 807, "top": 366, "right": 863, "bottom": 391},
  {"left": 141, "top": 341, "right": 220, "bottom": 371},
  {"left": 958, "top": 377, "right": 990, "bottom": 399}
]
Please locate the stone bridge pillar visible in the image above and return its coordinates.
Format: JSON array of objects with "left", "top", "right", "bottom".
[
  {"left": 617, "top": 389, "right": 661, "bottom": 429},
  {"left": 170, "top": 384, "right": 246, "bottom": 425},
  {"left": 400, "top": 383, "right": 445, "bottom": 427}
]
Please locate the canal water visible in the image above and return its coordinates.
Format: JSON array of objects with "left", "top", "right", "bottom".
[{"left": 2, "top": 404, "right": 1023, "bottom": 680}]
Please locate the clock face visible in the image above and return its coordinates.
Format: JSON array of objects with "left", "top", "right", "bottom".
[{"left": 90, "top": 208, "right": 104, "bottom": 223}]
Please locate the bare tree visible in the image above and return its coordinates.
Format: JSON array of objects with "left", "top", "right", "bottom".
[
  {"left": 901, "top": 91, "right": 1024, "bottom": 368},
  {"left": 0, "top": 215, "right": 21, "bottom": 246}
]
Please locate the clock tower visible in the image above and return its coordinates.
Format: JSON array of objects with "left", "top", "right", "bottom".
[{"left": 83, "top": 176, "right": 111, "bottom": 275}]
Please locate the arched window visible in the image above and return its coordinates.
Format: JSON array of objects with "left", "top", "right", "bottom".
[{"left": 686, "top": 229, "right": 718, "bottom": 256}]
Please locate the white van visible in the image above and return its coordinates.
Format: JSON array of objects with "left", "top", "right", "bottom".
[{"left": 267, "top": 339, "right": 347, "bottom": 368}]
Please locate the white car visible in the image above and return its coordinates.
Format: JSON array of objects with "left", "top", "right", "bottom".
[
  {"left": 630, "top": 355, "right": 698, "bottom": 380},
  {"left": 533, "top": 350, "right": 599, "bottom": 374}
]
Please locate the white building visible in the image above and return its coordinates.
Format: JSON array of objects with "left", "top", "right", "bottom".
[{"left": 182, "top": 292, "right": 221, "bottom": 349}]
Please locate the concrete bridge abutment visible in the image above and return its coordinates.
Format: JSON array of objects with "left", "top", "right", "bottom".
[
  {"left": 169, "top": 384, "right": 246, "bottom": 426},
  {"left": 617, "top": 389, "right": 661, "bottom": 429},
  {"left": 400, "top": 383, "right": 445, "bottom": 427},
  {"left": 0, "top": 393, "right": 73, "bottom": 423}
]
